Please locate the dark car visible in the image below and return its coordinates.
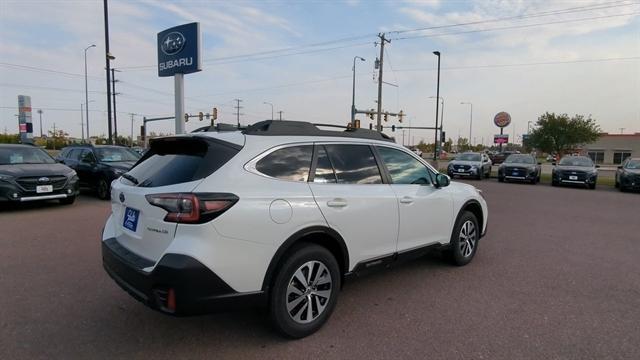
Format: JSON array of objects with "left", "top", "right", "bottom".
[
  {"left": 0, "top": 144, "right": 79, "bottom": 205},
  {"left": 57, "top": 144, "right": 141, "bottom": 199},
  {"left": 552, "top": 156, "right": 598, "bottom": 189},
  {"left": 489, "top": 151, "right": 516, "bottom": 165},
  {"left": 497, "top": 154, "right": 541, "bottom": 184},
  {"left": 615, "top": 157, "right": 640, "bottom": 192}
]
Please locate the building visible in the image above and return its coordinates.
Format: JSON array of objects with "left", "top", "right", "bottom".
[{"left": 582, "top": 133, "right": 640, "bottom": 164}]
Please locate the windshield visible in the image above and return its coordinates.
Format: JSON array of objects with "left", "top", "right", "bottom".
[
  {"left": 0, "top": 147, "right": 55, "bottom": 165},
  {"left": 95, "top": 147, "right": 141, "bottom": 162},
  {"left": 456, "top": 153, "right": 481, "bottom": 162},
  {"left": 504, "top": 154, "right": 534, "bottom": 164},
  {"left": 625, "top": 160, "right": 640, "bottom": 169},
  {"left": 559, "top": 156, "right": 593, "bottom": 167}
]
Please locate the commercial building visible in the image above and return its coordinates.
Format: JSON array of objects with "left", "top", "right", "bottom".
[{"left": 582, "top": 133, "right": 640, "bottom": 164}]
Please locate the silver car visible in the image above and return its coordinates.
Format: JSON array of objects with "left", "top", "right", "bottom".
[{"left": 447, "top": 152, "right": 492, "bottom": 180}]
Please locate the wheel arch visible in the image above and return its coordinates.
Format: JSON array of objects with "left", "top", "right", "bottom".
[
  {"left": 454, "top": 199, "right": 484, "bottom": 239},
  {"left": 261, "top": 226, "right": 349, "bottom": 293}
]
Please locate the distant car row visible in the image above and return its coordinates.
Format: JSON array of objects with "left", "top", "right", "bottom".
[
  {"left": 1, "top": 143, "right": 141, "bottom": 205},
  {"left": 448, "top": 151, "right": 639, "bottom": 192}
]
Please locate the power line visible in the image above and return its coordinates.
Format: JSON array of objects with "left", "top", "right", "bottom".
[
  {"left": 0, "top": 62, "right": 105, "bottom": 80},
  {"left": 0, "top": 82, "right": 106, "bottom": 94}
]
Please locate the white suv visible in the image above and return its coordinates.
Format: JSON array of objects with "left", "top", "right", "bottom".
[{"left": 102, "top": 120, "right": 488, "bottom": 338}]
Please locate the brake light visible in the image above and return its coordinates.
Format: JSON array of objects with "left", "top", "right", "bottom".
[{"left": 145, "top": 193, "right": 238, "bottom": 223}]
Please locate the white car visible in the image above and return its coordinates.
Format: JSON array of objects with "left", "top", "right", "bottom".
[{"left": 102, "top": 120, "right": 488, "bottom": 338}]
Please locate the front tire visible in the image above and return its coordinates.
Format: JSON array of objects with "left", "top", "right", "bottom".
[
  {"left": 96, "top": 178, "right": 110, "bottom": 200},
  {"left": 59, "top": 196, "right": 76, "bottom": 205},
  {"left": 445, "top": 211, "right": 480, "bottom": 266},
  {"left": 269, "top": 244, "right": 340, "bottom": 338}
]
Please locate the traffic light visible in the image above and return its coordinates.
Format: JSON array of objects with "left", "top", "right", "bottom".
[
  {"left": 398, "top": 110, "right": 404, "bottom": 123},
  {"left": 384, "top": 112, "right": 388, "bottom": 122},
  {"left": 184, "top": 113, "right": 189, "bottom": 122},
  {"left": 212, "top": 107, "right": 218, "bottom": 120},
  {"left": 391, "top": 125, "right": 396, "bottom": 132},
  {"left": 354, "top": 119, "right": 361, "bottom": 129},
  {"left": 368, "top": 109, "right": 374, "bottom": 121},
  {"left": 441, "top": 131, "right": 446, "bottom": 143},
  {"left": 198, "top": 112, "right": 204, "bottom": 121}
]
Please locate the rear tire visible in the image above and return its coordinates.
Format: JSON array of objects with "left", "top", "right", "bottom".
[
  {"left": 59, "top": 196, "right": 76, "bottom": 205},
  {"left": 498, "top": 176, "right": 504, "bottom": 183},
  {"left": 97, "top": 178, "right": 110, "bottom": 200},
  {"left": 445, "top": 211, "right": 480, "bottom": 266},
  {"left": 269, "top": 243, "right": 340, "bottom": 338},
  {"left": 552, "top": 179, "right": 559, "bottom": 187},
  {"left": 589, "top": 183, "right": 596, "bottom": 190}
]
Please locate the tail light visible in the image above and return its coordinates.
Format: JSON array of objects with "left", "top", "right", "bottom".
[{"left": 145, "top": 193, "right": 238, "bottom": 224}]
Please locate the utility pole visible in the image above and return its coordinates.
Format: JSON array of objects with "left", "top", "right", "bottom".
[
  {"left": 52, "top": 123, "right": 57, "bottom": 150},
  {"left": 103, "top": 0, "right": 113, "bottom": 144},
  {"left": 234, "top": 99, "right": 243, "bottom": 128},
  {"left": 376, "top": 33, "right": 390, "bottom": 133},
  {"left": 37, "top": 109, "right": 43, "bottom": 138},
  {"left": 111, "top": 68, "right": 120, "bottom": 142},
  {"left": 433, "top": 51, "right": 441, "bottom": 160},
  {"left": 84, "top": 44, "right": 95, "bottom": 139},
  {"left": 278, "top": 111, "right": 284, "bottom": 121},
  {"left": 80, "top": 104, "right": 85, "bottom": 142},
  {"left": 130, "top": 113, "right": 135, "bottom": 147},
  {"left": 351, "top": 56, "right": 365, "bottom": 123},
  {"left": 619, "top": 128, "right": 625, "bottom": 134}
]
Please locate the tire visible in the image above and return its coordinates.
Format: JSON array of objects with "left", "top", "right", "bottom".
[
  {"left": 269, "top": 243, "right": 341, "bottom": 338},
  {"left": 614, "top": 178, "right": 619, "bottom": 188},
  {"left": 552, "top": 179, "right": 558, "bottom": 187},
  {"left": 59, "top": 196, "right": 76, "bottom": 205},
  {"left": 498, "top": 176, "right": 504, "bottom": 183},
  {"left": 96, "top": 178, "right": 110, "bottom": 200},
  {"left": 445, "top": 211, "right": 480, "bottom": 266},
  {"left": 589, "top": 183, "right": 596, "bottom": 190}
]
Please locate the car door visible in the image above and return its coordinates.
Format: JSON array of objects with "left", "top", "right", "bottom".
[
  {"left": 308, "top": 144, "right": 399, "bottom": 267},
  {"left": 375, "top": 146, "right": 454, "bottom": 252},
  {"left": 77, "top": 149, "right": 97, "bottom": 186},
  {"left": 482, "top": 154, "right": 491, "bottom": 175}
]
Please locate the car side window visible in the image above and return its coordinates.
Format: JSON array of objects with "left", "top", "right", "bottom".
[
  {"left": 377, "top": 146, "right": 432, "bottom": 185},
  {"left": 68, "top": 149, "right": 83, "bottom": 161},
  {"left": 255, "top": 145, "right": 313, "bottom": 182},
  {"left": 324, "top": 144, "right": 382, "bottom": 184},
  {"left": 81, "top": 150, "right": 96, "bottom": 163},
  {"left": 313, "top": 146, "right": 337, "bottom": 183}
]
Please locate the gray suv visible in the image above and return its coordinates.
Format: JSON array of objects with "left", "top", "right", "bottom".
[{"left": 447, "top": 152, "right": 492, "bottom": 180}]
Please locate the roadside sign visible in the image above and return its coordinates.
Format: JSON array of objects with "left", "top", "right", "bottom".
[
  {"left": 17, "top": 95, "right": 33, "bottom": 143},
  {"left": 494, "top": 134, "right": 509, "bottom": 144},
  {"left": 494, "top": 112, "right": 511, "bottom": 128},
  {"left": 157, "top": 22, "right": 201, "bottom": 77}
]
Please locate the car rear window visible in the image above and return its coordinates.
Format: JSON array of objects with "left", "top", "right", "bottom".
[
  {"left": 127, "top": 137, "right": 241, "bottom": 187},
  {"left": 256, "top": 145, "right": 313, "bottom": 181}
]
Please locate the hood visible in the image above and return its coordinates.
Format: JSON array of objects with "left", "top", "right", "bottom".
[
  {"left": 622, "top": 168, "right": 640, "bottom": 175},
  {"left": 450, "top": 160, "right": 481, "bottom": 167},
  {"left": 0, "top": 163, "right": 74, "bottom": 178},
  {"left": 555, "top": 165, "right": 596, "bottom": 172},
  {"left": 101, "top": 161, "right": 137, "bottom": 171}
]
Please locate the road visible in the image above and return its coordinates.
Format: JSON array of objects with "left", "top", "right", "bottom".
[{"left": 1, "top": 183, "right": 639, "bottom": 360}]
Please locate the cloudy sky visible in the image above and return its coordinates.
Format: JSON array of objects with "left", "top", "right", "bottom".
[{"left": 0, "top": 0, "right": 638, "bottom": 145}]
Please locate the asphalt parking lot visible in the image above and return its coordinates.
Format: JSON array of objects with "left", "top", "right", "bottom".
[{"left": 1, "top": 181, "right": 639, "bottom": 360}]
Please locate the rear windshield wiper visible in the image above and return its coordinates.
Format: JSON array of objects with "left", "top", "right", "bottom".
[{"left": 122, "top": 173, "right": 139, "bottom": 185}]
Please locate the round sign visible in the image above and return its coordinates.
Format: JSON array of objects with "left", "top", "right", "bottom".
[{"left": 494, "top": 112, "right": 511, "bottom": 128}]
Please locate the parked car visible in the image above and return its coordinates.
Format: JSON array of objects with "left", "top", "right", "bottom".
[
  {"left": 447, "top": 152, "right": 492, "bottom": 179},
  {"left": 101, "top": 120, "right": 488, "bottom": 338},
  {"left": 0, "top": 144, "right": 79, "bottom": 205},
  {"left": 489, "top": 151, "right": 516, "bottom": 165},
  {"left": 497, "top": 154, "right": 541, "bottom": 184},
  {"left": 551, "top": 155, "right": 598, "bottom": 189},
  {"left": 57, "top": 144, "right": 141, "bottom": 199},
  {"left": 615, "top": 157, "right": 640, "bottom": 192}
]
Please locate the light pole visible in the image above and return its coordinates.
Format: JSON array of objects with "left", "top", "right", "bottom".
[
  {"left": 263, "top": 102, "right": 274, "bottom": 120},
  {"left": 432, "top": 51, "right": 440, "bottom": 160},
  {"left": 351, "top": 56, "right": 365, "bottom": 123},
  {"left": 37, "top": 109, "right": 43, "bottom": 138},
  {"left": 429, "top": 95, "right": 444, "bottom": 151},
  {"left": 460, "top": 101, "right": 473, "bottom": 147},
  {"left": 84, "top": 44, "right": 96, "bottom": 138}
]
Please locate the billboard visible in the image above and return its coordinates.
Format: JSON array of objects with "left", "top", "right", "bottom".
[
  {"left": 494, "top": 134, "right": 509, "bottom": 144},
  {"left": 494, "top": 112, "right": 511, "bottom": 128},
  {"left": 18, "top": 95, "right": 33, "bottom": 144},
  {"left": 157, "top": 22, "right": 201, "bottom": 77}
]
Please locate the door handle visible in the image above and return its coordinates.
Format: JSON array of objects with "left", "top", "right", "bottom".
[
  {"left": 400, "top": 196, "right": 414, "bottom": 204},
  {"left": 327, "top": 199, "right": 347, "bottom": 208}
]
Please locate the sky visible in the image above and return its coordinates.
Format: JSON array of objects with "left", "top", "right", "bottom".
[{"left": 0, "top": 0, "right": 639, "bottom": 146}]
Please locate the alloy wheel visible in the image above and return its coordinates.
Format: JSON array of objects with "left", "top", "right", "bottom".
[
  {"left": 458, "top": 220, "right": 477, "bottom": 258},
  {"left": 285, "top": 260, "right": 332, "bottom": 324}
]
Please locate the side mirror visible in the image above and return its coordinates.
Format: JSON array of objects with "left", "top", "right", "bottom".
[
  {"left": 617, "top": 165, "right": 623, "bottom": 169},
  {"left": 435, "top": 173, "right": 450, "bottom": 188},
  {"left": 537, "top": 162, "right": 542, "bottom": 165},
  {"left": 595, "top": 165, "right": 600, "bottom": 168},
  {"left": 552, "top": 162, "right": 556, "bottom": 166}
]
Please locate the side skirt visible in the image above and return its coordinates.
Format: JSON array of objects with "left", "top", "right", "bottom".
[{"left": 344, "top": 243, "right": 445, "bottom": 280}]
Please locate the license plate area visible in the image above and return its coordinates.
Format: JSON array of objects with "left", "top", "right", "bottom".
[
  {"left": 36, "top": 185, "right": 53, "bottom": 193},
  {"left": 569, "top": 175, "right": 578, "bottom": 180},
  {"left": 123, "top": 207, "right": 140, "bottom": 232}
]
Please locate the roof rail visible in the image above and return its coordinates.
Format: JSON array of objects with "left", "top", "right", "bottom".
[
  {"left": 242, "top": 120, "right": 393, "bottom": 142},
  {"left": 191, "top": 123, "right": 244, "bottom": 133}
]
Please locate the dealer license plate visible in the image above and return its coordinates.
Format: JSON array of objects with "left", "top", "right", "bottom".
[
  {"left": 123, "top": 207, "right": 140, "bottom": 232},
  {"left": 36, "top": 185, "right": 53, "bottom": 193},
  {"left": 569, "top": 175, "right": 578, "bottom": 180}
]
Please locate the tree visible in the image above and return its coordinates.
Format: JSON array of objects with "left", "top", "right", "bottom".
[
  {"left": 528, "top": 112, "right": 600, "bottom": 156},
  {"left": 0, "top": 133, "right": 20, "bottom": 144}
]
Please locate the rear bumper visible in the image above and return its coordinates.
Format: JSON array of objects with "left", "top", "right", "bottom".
[{"left": 102, "top": 238, "right": 266, "bottom": 316}]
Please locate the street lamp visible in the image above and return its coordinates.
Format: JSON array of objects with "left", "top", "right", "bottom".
[
  {"left": 351, "top": 56, "right": 365, "bottom": 123},
  {"left": 84, "top": 44, "right": 96, "bottom": 138},
  {"left": 263, "top": 102, "right": 274, "bottom": 120},
  {"left": 429, "top": 95, "right": 444, "bottom": 149},
  {"left": 432, "top": 51, "right": 441, "bottom": 160},
  {"left": 460, "top": 101, "right": 473, "bottom": 147}
]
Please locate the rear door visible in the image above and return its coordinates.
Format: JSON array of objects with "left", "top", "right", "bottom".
[
  {"left": 375, "top": 146, "right": 453, "bottom": 251},
  {"left": 107, "top": 136, "right": 242, "bottom": 263},
  {"left": 308, "top": 144, "right": 398, "bottom": 267}
]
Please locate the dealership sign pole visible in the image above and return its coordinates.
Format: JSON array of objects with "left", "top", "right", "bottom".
[
  {"left": 157, "top": 22, "right": 202, "bottom": 135},
  {"left": 493, "top": 111, "right": 511, "bottom": 151},
  {"left": 17, "top": 95, "right": 34, "bottom": 144}
]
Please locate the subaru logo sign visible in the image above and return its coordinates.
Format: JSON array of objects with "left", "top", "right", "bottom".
[
  {"left": 119, "top": 193, "right": 125, "bottom": 203},
  {"left": 157, "top": 22, "right": 201, "bottom": 77},
  {"left": 38, "top": 177, "right": 50, "bottom": 183},
  {"left": 161, "top": 32, "right": 186, "bottom": 55}
]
